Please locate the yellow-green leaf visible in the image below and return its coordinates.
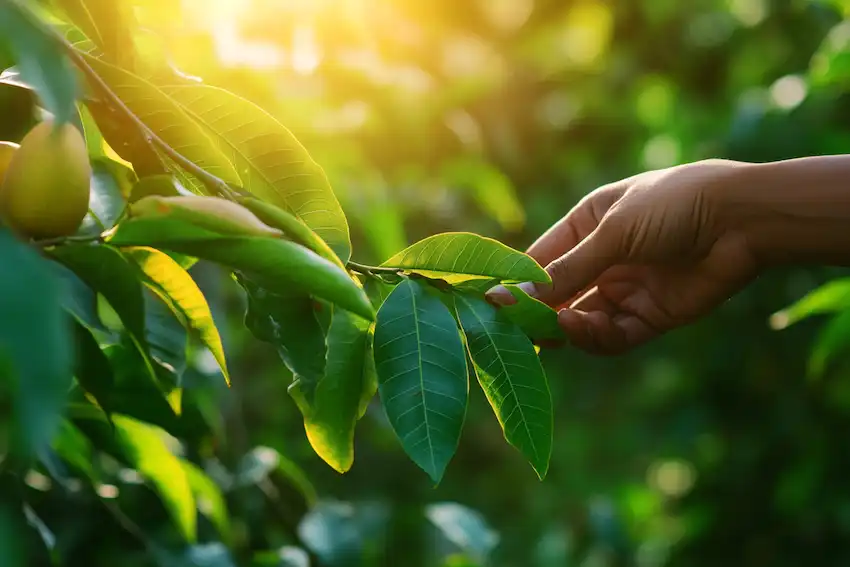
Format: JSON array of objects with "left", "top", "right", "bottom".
[
  {"left": 80, "top": 54, "right": 241, "bottom": 187},
  {"left": 293, "top": 308, "right": 371, "bottom": 473},
  {"left": 161, "top": 84, "right": 351, "bottom": 263},
  {"left": 112, "top": 415, "right": 196, "bottom": 542},
  {"left": 124, "top": 247, "right": 229, "bottom": 385}
]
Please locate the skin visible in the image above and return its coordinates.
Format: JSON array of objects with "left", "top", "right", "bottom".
[{"left": 485, "top": 156, "right": 850, "bottom": 355}]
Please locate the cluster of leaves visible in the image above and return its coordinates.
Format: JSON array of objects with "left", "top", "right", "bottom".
[{"left": 0, "top": 0, "right": 572, "bottom": 563}]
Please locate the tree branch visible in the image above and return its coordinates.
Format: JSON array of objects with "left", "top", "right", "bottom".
[
  {"left": 51, "top": 29, "right": 238, "bottom": 200},
  {"left": 347, "top": 261, "right": 402, "bottom": 276}
]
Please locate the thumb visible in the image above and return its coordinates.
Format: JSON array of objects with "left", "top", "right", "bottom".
[{"left": 525, "top": 220, "right": 624, "bottom": 308}]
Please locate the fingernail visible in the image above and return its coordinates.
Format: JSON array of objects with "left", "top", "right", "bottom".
[
  {"left": 485, "top": 284, "right": 517, "bottom": 306},
  {"left": 517, "top": 281, "right": 539, "bottom": 298}
]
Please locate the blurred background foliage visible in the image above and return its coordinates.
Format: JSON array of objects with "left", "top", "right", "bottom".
[{"left": 6, "top": 0, "right": 850, "bottom": 565}]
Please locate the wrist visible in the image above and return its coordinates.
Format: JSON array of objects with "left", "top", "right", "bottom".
[{"left": 712, "top": 155, "right": 850, "bottom": 267}]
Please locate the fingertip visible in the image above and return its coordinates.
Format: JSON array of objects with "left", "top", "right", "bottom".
[
  {"left": 484, "top": 284, "right": 517, "bottom": 306},
  {"left": 516, "top": 281, "right": 543, "bottom": 298}
]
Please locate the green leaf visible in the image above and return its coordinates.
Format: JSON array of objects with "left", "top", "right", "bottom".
[
  {"left": 161, "top": 84, "right": 351, "bottom": 262},
  {"left": 79, "top": 55, "right": 241, "bottom": 186},
  {"left": 0, "top": 2, "right": 78, "bottom": 125},
  {"left": 238, "top": 197, "right": 345, "bottom": 270},
  {"left": 54, "top": 0, "right": 137, "bottom": 67},
  {"left": 51, "top": 261, "right": 103, "bottom": 330},
  {"left": 373, "top": 279, "right": 468, "bottom": 483},
  {"left": 104, "top": 342, "right": 181, "bottom": 434},
  {"left": 359, "top": 327, "right": 378, "bottom": 419},
  {"left": 143, "top": 287, "right": 189, "bottom": 380},
  {"left": 454, "top": 294, "right": 552, "bottom": 479},
  {"left": 71, "top": 319, "right": 114, "bottom": 410},
  {"left": 125, "top": 247, "right": 228, "bottom": 384},
  {"left": 0, "top": 229, "right": 73, "bottom": 460},
  {"left": 292, "top": 308, "right": 371, "bottom": 473},
  {"left": 112, "top": 415, "right": 196, "bottom": 542},
  {"left": 770, "top": 278, "right": 850, "bottom": 330},
  {"left": 500, "top": 285, "right": 565, "bottom": 341},
  {"left": 109, "top": 218, "right": 374, "bottom": 321},
  {"left": 51, "top": 420, "right": 95, "bottom": 479},
  {"left": 364, "top": 277, "right": 395, "bottom": 311},
  {"left": 181, "top": 461, "right": 230, "bottom": 541},
  {"left": 49, "top": 244, "right": 146, "bottom": 347},
  {"left": 78, "top": 158, "right": 131, "bottom": 235},
  {"left": 382, "top": 233, "right": 549, "bottom": 284},
  {"left": 240, "top": 278, "right": 326, "bottom": 392}
]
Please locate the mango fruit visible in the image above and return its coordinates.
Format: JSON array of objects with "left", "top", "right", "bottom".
[
  {"left": 0, "top": 141, "right": 20, "bottom": 183},
  {"left": 129, "top": 195, "right": 284, "bottom": 238},
  {"left": 1, "top": 121, "right": 91, "bottom": 239}
]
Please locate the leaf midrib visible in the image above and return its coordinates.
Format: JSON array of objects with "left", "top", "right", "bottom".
[
  {"left": 409, "top": 281, "right": 437, "bottom": 477},
  {"left": 165, "top": 86, "right": 311, "bottom": 225},
  {"left": 458, "top": 295, "right": 539, "bottom": 462}
]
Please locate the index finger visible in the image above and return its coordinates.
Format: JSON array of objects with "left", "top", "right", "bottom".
[{"left": 526, "top": 182, "right": 626, "bottom": 267}]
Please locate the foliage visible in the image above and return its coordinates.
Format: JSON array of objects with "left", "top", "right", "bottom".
[{"left": 2, "top": 0, "right": 850, "bottom": 566}]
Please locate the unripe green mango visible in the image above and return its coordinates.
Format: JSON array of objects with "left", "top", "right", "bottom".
[{"left": 1, "top": 122, "right": 91, "bottom": 239}]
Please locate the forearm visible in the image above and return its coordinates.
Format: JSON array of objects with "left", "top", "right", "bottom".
[{"left": 717, "top": 155, "right": 850, "bottom": 267}]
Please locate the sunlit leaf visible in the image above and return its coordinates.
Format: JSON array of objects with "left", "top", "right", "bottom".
[
  {"left": 181, "top": 461, "right": 230, "bottom": 541},
  {"left": 78, "top": 54, "right": 241, "bottom": 186},
  {"left": 162, "top": 84, "right": 351, "bottom": 262},
  {"left": 373, "top": 279, "right": 468, "bottom": 483},
  {"left": 0, "top": 2, "right": 78, "bottom": 124},
  {"left": 499, "top": 285, "right": 565, "bottom": 341},
  {"left": 382, "top": 233, "right": 549, "bottom": 284},
  {"left": 125, "top": 247, "right": 228, "bottom": 384},
  {"left": 112, "top": 414, "right": 196, "bottom": 542},
  {"left": 292, "top": 308, "right": 371, "bottom": 473},
  {"left": 0, "top": 229, "right": 73, "bottom": 460},
  {"left": 454, "top": 294, "right": 552, "bottom": 479},
  {"left": 109, "top": 217, "right": 374, "bottom": 321},
  {"left": 54, "top": 0, "right": 137, "bottom": 67}
]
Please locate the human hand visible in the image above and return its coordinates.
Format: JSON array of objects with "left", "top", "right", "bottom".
[{"left": 486, "top": 159, "right": 760, "bottom": 355}]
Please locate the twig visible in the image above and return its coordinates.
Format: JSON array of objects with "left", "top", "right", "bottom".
[
  {"left": 49, "top": 29, "right": 238, "bottom": 200},
  {"left": 33, "top": 233, "right": 103, "bottom": 248},
  {"left": 347, "top": 261, "right": 402, "bottom": 276}
]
